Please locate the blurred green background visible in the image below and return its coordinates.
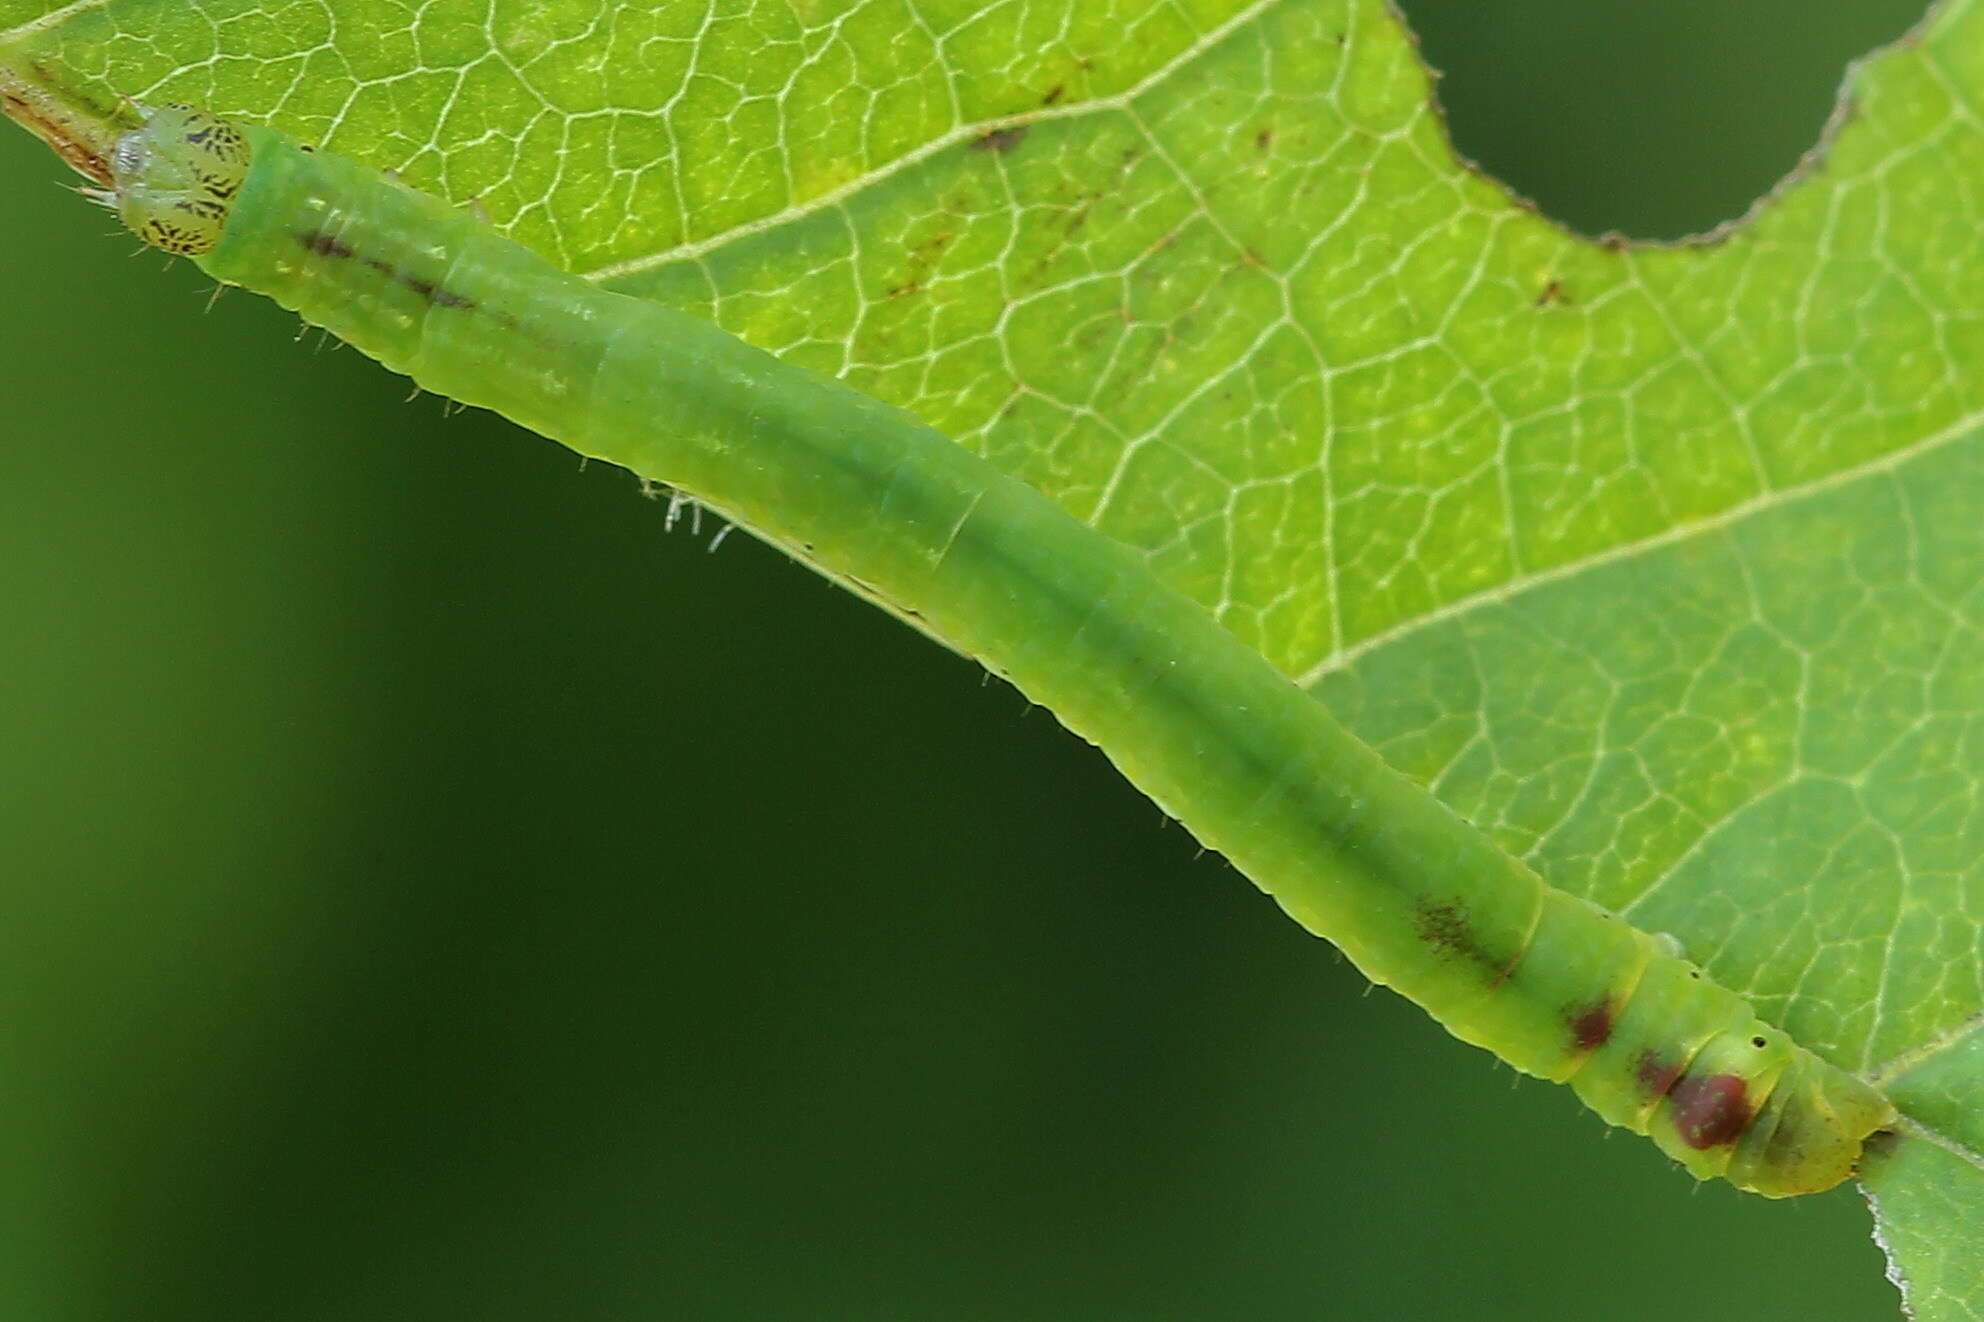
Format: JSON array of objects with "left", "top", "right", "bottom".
[{"left": 0, "top": 3, "right": 1929, "bottom": 1319}]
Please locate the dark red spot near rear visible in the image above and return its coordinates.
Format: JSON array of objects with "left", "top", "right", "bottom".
[
  {"left": 1668, "top": 1073, "right": 1751, "bottom": 1149},
  {"left": 1634, "top": 1050, "right": 1680, "bottom": 1098},
  {"left": 1569, "top": 1001, "right": 1613, "bottom": 1050}
]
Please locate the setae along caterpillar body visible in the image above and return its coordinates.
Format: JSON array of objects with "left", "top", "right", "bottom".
[{"left": 103, "top": 104, "right": 1892, "bottom": 1196}]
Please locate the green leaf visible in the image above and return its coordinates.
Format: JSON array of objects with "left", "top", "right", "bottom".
[{"left": 2, "top": 0, "right": 1978, "bottom": 1314}]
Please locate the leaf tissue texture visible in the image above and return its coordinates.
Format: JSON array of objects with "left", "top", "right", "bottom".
[{"left": 1, "top": 0, "right": 1979, "bottom": 1312}]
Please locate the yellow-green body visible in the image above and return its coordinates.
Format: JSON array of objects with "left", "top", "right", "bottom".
[{"left": 108, "top": 105, "right": 1893, "bottom": 1196}]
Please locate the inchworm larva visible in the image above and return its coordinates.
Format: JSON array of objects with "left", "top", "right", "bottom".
[{"left": 99, "top": 103, "right": 1894, "bottom": 1195}]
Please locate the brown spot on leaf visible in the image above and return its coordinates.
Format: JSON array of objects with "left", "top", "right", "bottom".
[
  {"left": 970, "top": 125, "right": 1029, "bottom": 154},
  {"left": 1669, "top": 1073, "right": 1751, "bottom": 1149},
  {"left": 1255, "top": 125, "right": 1274, "bottom": 151},
  {"left": 1534, "top": 278, "right": 1569, "bottom": 308},
  {"left": 1042, "top": 84, "right": 1065, "bottom": 106}
]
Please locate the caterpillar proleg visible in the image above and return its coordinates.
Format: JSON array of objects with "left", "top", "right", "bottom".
[{"left": 103, "top": 103, "right": 1892, "bottom": 1196}]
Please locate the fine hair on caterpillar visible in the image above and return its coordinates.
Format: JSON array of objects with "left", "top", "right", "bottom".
[{"left": 97, "top": 101, "right": 1895, "bottom": 1197}]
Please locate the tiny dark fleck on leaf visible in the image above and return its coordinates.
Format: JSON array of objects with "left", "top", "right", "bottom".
[
  {"left": 1534, "top": 278, "right": 1568, "bottom": 308},
  {"left": 1752, "top": 1036, "right": 1767, "bottom": 1048},
  {"left": 1255, "top": 125, "right": 1274, "bottom": 151},
  {"left": 970, "top": 125, "right": 1029, "bottom": 154},
  {"left": 1042, "top": 84, "right": 1065, "bottom": 106}
]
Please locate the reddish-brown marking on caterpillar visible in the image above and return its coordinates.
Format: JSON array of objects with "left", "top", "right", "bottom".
[
  {"left": 1411, "top": 899, "right": 1525, "bottom": 988},
  {"left": 1668, "top": 1073, "right": 1751, "bottom": 1149},
  {"left": 1569, "top": 1001, "right": 1613, "bottom": 1050},
  {"left": 1634, "top": 1050, "right": 1681, "bottom": 1099},
  {"left": 1413, "top": 900, "right": 1487, "bottom": 965},
  {"left": 300, "top": 229, "right": 353, "bottom": 259},
  {"left": 296, "top": 229, "right": 481, "bottom": 311}
]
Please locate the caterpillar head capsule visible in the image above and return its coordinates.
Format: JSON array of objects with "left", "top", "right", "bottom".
[{"left": 108, "top": 104, "right": 250, "bottom": 255}]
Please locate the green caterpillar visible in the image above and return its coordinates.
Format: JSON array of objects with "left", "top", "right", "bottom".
[{"left": 103, "top": 103, "right": 1893, "bottom": 1196}]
